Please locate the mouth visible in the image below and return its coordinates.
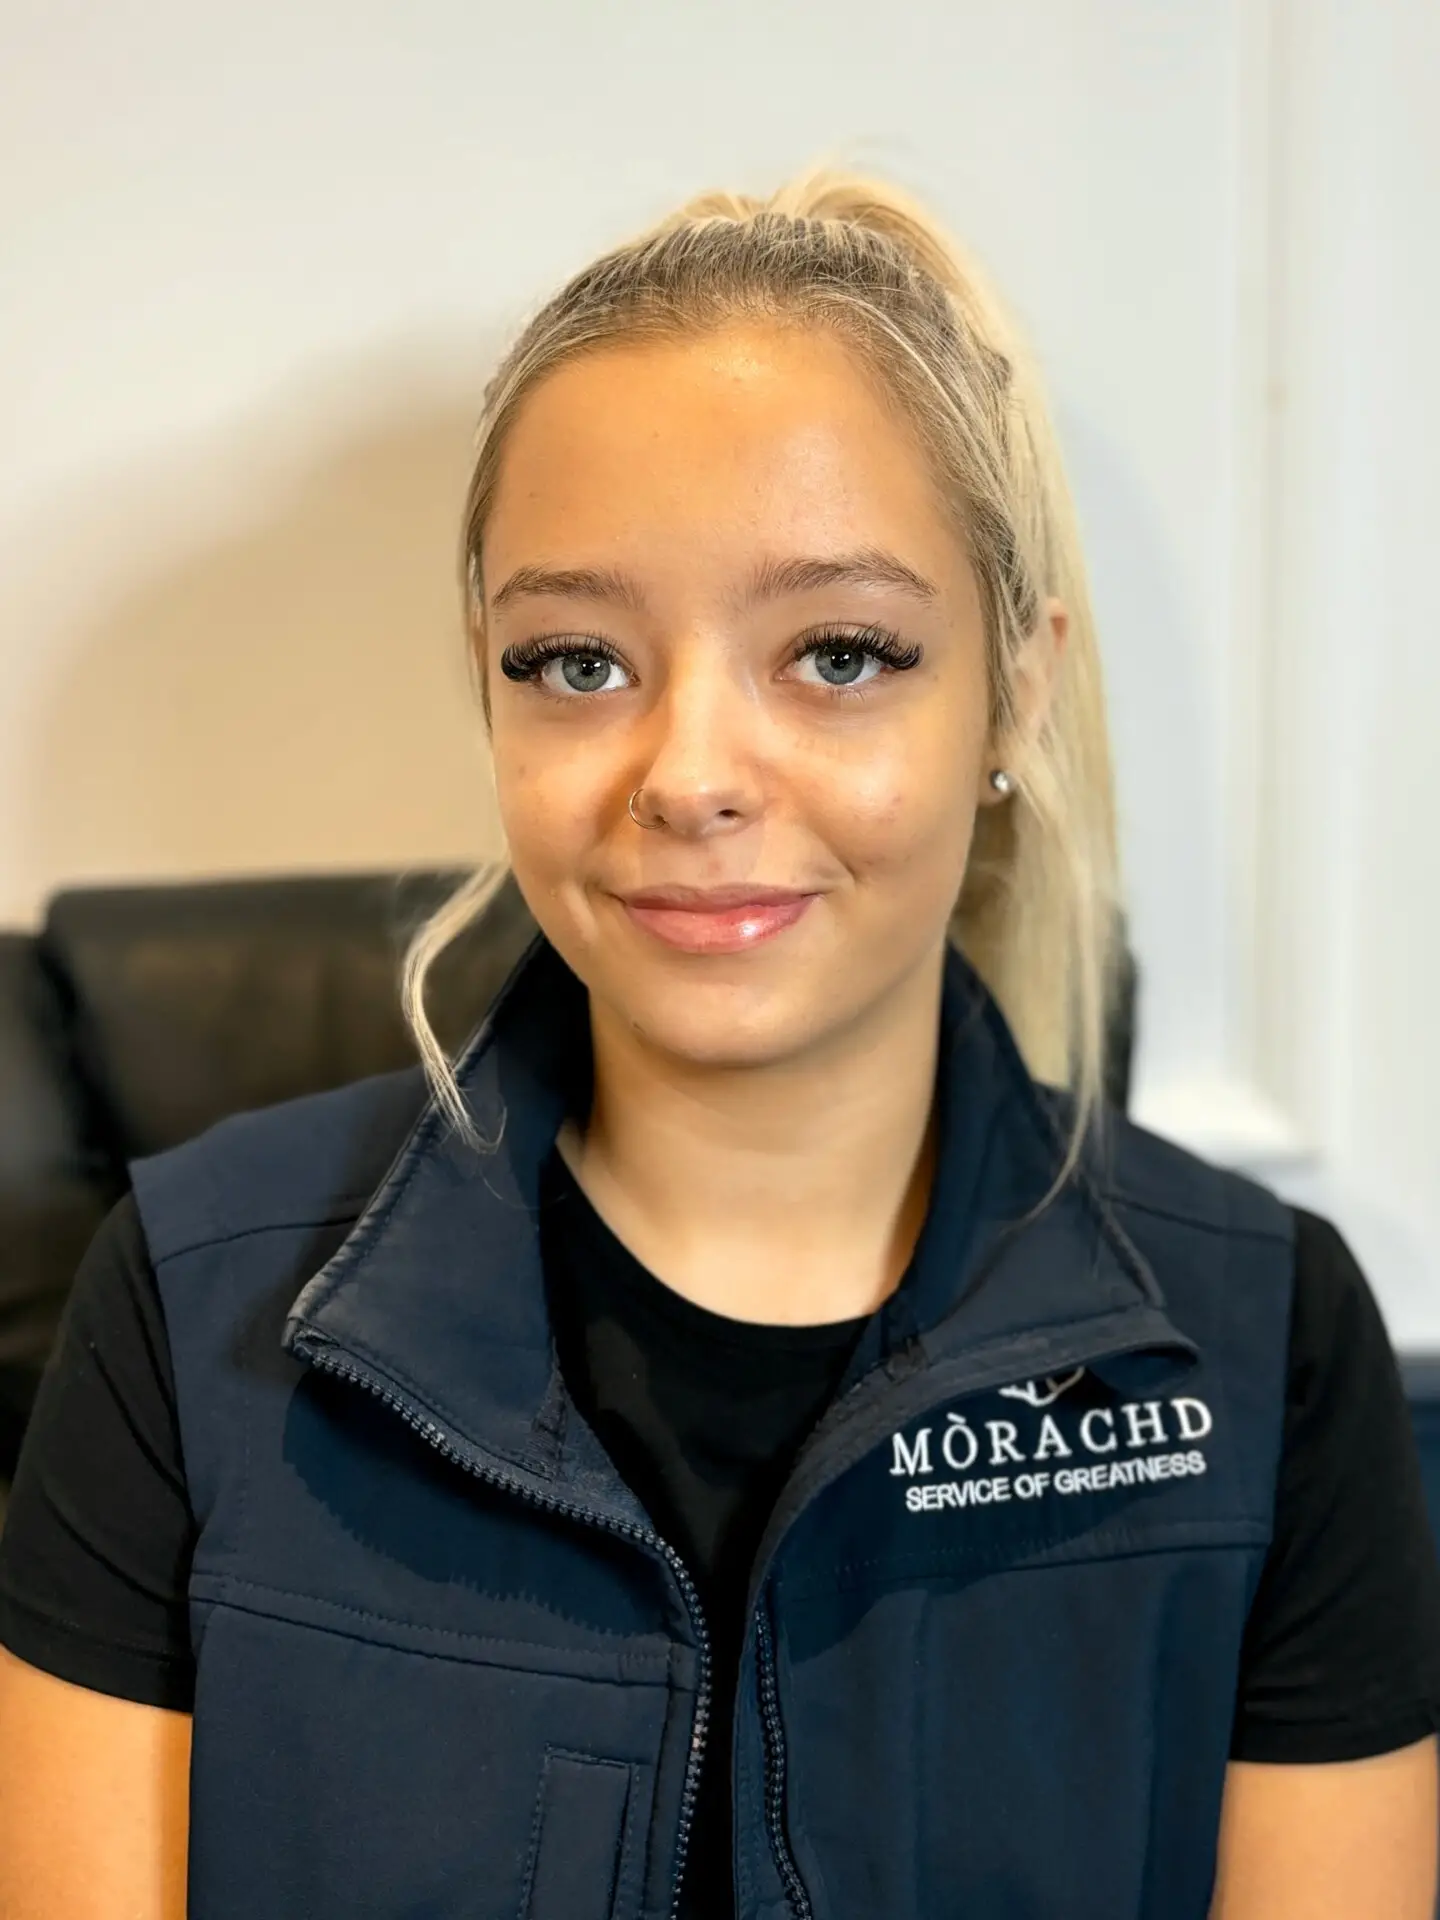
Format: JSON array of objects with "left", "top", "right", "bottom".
[
  {"left": 616, "top": 888, "right": 819, "bottom": 954},
  {"left": 620, "top": 883, "right": 816, "bottom": 910}
]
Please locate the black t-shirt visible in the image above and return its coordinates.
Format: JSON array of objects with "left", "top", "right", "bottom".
[
  {"left": 2, "top": 1163, "right": 1440, "bottom": 1920},
  {"left": 538, "top": 1146, "right": 873, "bottom": 1920}
]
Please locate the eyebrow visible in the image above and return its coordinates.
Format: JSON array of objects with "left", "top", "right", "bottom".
[{"left": 488, "top": 547, "right": 940, "bottom": 614}]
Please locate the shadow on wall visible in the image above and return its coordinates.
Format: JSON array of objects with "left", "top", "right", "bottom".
[{"left": 19, "top": 348, "right": 509, "bottom": 909}]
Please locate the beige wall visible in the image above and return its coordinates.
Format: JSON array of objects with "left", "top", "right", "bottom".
[{"left": 4, "top": 352, "right": 500, "bottom": 905}]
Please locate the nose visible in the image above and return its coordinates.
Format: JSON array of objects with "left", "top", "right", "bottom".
[{"left": 627, "top": 642, "right": 765, "bottom": 838}]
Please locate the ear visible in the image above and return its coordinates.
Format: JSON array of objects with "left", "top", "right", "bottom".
[{"left": 977, "top": 596, "right": 1069, "bottom": 806}]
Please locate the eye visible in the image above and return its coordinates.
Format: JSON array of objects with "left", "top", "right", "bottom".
[
  {"left": 498, "top": 636, "right": 632, "bottom": 699},
  {"left": 789, "top": 624, "right": 924, "bottom": 697},
  {"left": 497, "top": 622, "right": 924, "bottom": 703}
]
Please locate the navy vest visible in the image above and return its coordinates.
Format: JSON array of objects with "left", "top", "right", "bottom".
[{"left": 129, "top": 930, "right": 1295, "bottom": 1920}]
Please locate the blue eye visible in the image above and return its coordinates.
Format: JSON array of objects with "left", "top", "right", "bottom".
[
  {"left": 792, "top": 625, "right": 923, "bottom": 693},
  {"left": 498, "top": 637, "right": 630, "bottom": 697},
  {"left": 496, "top": 623, "right": 923, "bottom": 701}
]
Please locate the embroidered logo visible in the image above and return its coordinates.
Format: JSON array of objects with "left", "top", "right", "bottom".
[
  {"left": 996, "top": 1366, "right": 1086, "bottom": 1409},
  {"left": 887, "top": 1378, "right": 1216, "bottom": 1513}
]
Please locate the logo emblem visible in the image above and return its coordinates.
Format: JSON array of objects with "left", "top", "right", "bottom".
[{"left": 997, "top": 1366, "right": 1086, "bottom": 1409}]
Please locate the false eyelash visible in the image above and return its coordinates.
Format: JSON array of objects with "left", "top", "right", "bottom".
[
  {"left": 498, "top": 632, "right": 623, "bottom": 682},
  {"left": 794, "top": 624, "right": 924, "bottom": 677},
  {"left": 497, "top": 623, "right": 925, "bottom": 692}
]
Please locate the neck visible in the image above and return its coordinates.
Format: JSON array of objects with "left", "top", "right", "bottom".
[{"left": 554, "top": 942, "right": 946, "bottom": 1326}]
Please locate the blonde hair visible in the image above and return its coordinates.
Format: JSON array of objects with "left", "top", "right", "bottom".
[{"left": 402, "top": 164, "right": 1126, "bottom": 1200}]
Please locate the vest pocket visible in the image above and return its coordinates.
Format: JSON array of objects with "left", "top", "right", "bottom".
[{"left": 519, "top": 1747, "right": 635, "bottom": 1920}]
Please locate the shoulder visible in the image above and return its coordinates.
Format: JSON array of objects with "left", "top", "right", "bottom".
[
  {"left": 1030, "top": 1091, "right": 1301, "bottom": 1391},
  {"left": 1282, "top": 1206, "right": 1403, "bottom": 1411},
  {"left": 128, "top": 1064, "right": 430, "bottom": 1265},
  {"left": 1033, "top": 1086, "right": 1296, "bottom": 1249},
  {"left": 1289, "top": 1204, "right": 1372, "bottom": 1305}
]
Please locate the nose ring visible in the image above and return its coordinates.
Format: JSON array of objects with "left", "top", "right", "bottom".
[{"left": 628, "top": 786, "right": 661, "bottom": 830}]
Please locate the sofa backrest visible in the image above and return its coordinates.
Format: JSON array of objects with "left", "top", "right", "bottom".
[{"left": 0, "top": 867, "right": 538, "bottom": 1474}]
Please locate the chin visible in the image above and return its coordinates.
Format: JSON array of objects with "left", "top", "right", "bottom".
[{"left": 597, "top": 962, "right": 848, "bottom": 1066}]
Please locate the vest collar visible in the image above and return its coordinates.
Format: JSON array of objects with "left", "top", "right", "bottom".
[{"left": 283, "top": 927, "right": 1197, "bottom": 1499}]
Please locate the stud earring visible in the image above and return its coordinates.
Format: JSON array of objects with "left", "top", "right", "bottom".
[{"left": 989, "top": 769, "right": 1014, "bottom": 797}]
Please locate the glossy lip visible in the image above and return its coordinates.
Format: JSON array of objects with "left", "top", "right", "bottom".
[
  {"left": 620, "top": 883, "right": 816, "bottom": 910},
  {"left": 618, "top": 892, "right": 818, "bottom": 954}
]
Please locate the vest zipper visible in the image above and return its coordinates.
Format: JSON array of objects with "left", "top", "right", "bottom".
[
  {"left": 292, "top": 1339, "right": 711, "bottom": 1920},
  {"left": 755, "top": 1598, "right": 813, "bottom": 1920},
  {"left": 297, "top": 1311, "right": 1193, "bottom": 1920},
  {"left": 737, "top": 1312, "right": 1199, "bottom": 1920},
  {"left": 744, "top": 1308, "right": 1197, "bottom": 1634}
]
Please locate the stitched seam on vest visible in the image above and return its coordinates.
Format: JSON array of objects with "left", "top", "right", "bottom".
[
  {"left": 149, "top": 1205, "right": 372, "bottom": 1265},
  {"left": 1237, "top": 1182, "right": 1296, "bottom": 1618},
  {"left": 517, "top": 1751, "right": 551, "bottom": 1920},
  {"left": 1106, "top": 1196, "right": 1292, "bottom": 1240},
  {"left": 518, "top": 1749, "right": 635, "bottom": 1920},
  {"left": 1138, "top": 1541, "right": 1168, "bottom": 1914},
  {"left": 192, "top": 1573, "right": 675, "bottom": 1680},
  {"left": 1003, "top": 1034, "right": 1174, "bottom": 1309},
  {"left": 780, "top": 1521, "right": 1272, "bottom": 1595},
  {"left": 1206, "top": 1182, "right": 1248, "bottom": 1550}
]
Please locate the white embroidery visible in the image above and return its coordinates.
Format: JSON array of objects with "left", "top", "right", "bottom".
[
  {"left": 996, "top": 1366, "right": 1086, "bottom": 1409},
  {"left": 889, "top": 1383, "right": 1218, "bottom": 1513}
]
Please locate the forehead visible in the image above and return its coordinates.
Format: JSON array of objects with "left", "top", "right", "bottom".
[{"left": 483, "top": 323, "right": 963, "bottom": 581}]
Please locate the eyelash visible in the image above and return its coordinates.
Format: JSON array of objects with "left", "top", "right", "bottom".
[{"left": 497, "top": 623, "right": 924, "bottom": 702}]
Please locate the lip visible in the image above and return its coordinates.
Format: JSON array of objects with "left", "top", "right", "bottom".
[
  {"left": 620, "top": 883, "right": 815, "bottom": 910},
  {"left": 618, "top": 889, "right": 818, "bottom": 954}
]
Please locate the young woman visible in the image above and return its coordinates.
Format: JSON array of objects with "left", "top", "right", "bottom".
[{"left": 1, "top": 168, "right": 1438, "bottom": 1920}]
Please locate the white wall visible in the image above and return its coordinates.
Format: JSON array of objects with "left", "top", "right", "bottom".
[
  {"left": 1241, "top": 0, "right": 1440, "bottom": 1344},
  {"left": 2, "top": 1, "right": 1435, "bottom": 1337}
]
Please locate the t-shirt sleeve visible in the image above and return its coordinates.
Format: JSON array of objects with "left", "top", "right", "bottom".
[
  {"left": 1230, "top": 1206, "right": 1440, "bottom": 1762},
  {"left": 0, "top": 1191, "right": 196, "bottom": 1710}
]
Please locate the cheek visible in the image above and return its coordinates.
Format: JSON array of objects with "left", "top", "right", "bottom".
[
  {"left": 814, "top": 707, "right": 983, "bottom": 878},
  {"left": 491, "top": 744, "right": 575, "bottom": 856},
  {"left": 490, "top": 732, "right": 619, "bottom": 905}
]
